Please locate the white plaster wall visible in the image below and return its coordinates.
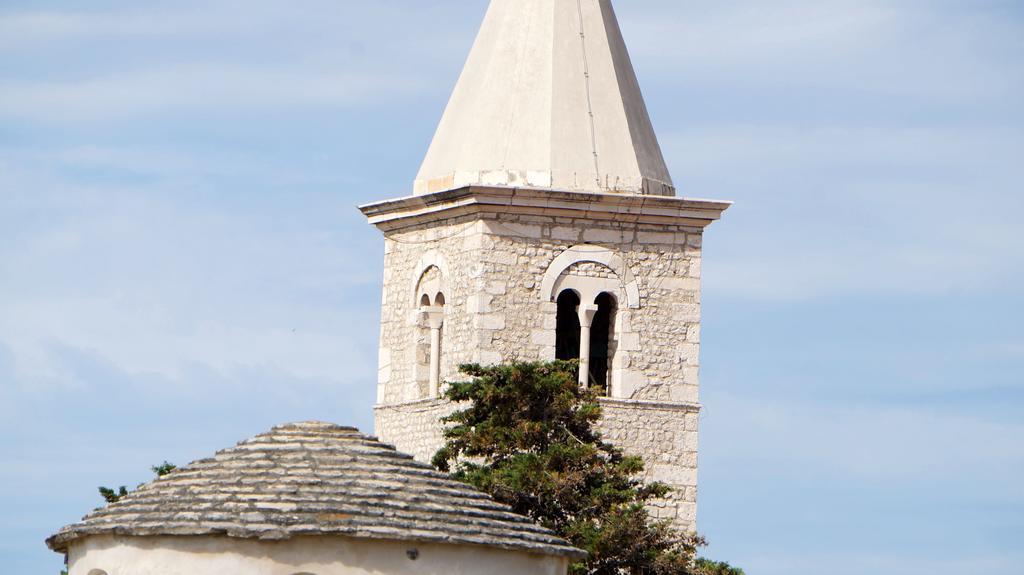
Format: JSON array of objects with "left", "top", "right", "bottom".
[{"left": 67, "top": 535, "right": 569, "bottom": 575}]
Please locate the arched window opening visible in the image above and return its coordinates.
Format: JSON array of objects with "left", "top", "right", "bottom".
[
  {"left": 87, "top": 570, "right": 109, "bottom": 575},
  {"left": 419, "top": 292, "right": 445, "bottom": 399},
  {"left": 415, "top": 265, "right": 447, "bottom": 399},
  {"left": 589, "top": 293, "right": 617, "bottom": 396},
  {"left": 555, "top": 290, "right": 581, "bottom": 361}
]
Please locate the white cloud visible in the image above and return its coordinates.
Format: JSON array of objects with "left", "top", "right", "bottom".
[
  {"left": 0, "top": 1, "right": 412, "bottom": 46},
  {"left": 705, "top": 392, "right": 1024, "bottom": 490},
  {"left": 621, "top": 0, "right": 1024, "bottom": 302},
  {"left": 625, "top": 0, "right": 1022, "bottom": 102},
  {"left": 704, "top": 227, "right": 1024, "bottom": 301},
  {"left": 630, "top": 0, "right": 898, "bottom": 62},
  {"left": 973, "top": 340, "right": 1024, "bottom": 360},
  {"left": 670, "top": 124, "right": 1022, "bottom": 178},
  {"left": 664, "top": 122, "right": 1024, "bottom": 300},
  {"left": 6, "top": 144, "right": 372, "bottom": 189},
  {"left": 0, "top": 299, "right": 371, "bottom": 391},
  {"left": 0, "top": 9, "right": 248, "bottom": 43},
  {"left": 744, "top": 550, "right": 1024, "bottom": 575},
  {"left": 0, "top": 0, "right": 487, "bottom": 49},
  {"left": 0, "top": 163, "right": 380, "bottom": 400},
  {"left": 0, "top": 0, "right": 485, "bottom": 124},
  {"left": 0, "top": 64, "right": 424, "bottom": 123}
]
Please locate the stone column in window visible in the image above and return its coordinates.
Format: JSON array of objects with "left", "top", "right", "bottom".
[
  {"left": 577, "top": 303, "right": 598, "bottom": 388},
  {"left": 424, "top": 307, "right": 445, "bottom": 397}
]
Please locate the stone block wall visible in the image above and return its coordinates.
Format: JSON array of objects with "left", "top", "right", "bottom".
[
  {"left": 374, "top": 209, "right": 705, "bottom": 531},
  {"left": 377, "top": 216, "right": 489, "bottom": 405},
  {"left": 598, "top": 399, "right": 700, "bottom": 530},
  {"left": 376, "top": 397, "right": 700, "bottom": 531},
  {"left": 478, "top": 214, "right": 704, "bottom": 404},
  {"left": 374, "top": 399, "right": 455, "bottom": 463}
]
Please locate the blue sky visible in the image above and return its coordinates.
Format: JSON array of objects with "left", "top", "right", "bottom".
[{"left": 1, "top": 1, "right": 1021, "bottom": 574}]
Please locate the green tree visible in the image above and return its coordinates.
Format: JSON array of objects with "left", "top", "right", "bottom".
[
  {"left": 694, "top": 559, "right": 746, "bottom": 575},
  {"left": 432, "top": 361, "right": 705, "bottom": 575},
  {"left": 98, "top": 461, "right": 177, "bottom": 504},
  {"left": 70, "top": 462, "right": 178, "bottom": 573}
]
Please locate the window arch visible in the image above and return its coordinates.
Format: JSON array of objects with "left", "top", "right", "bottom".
[
  {"left": 415, "top": 265, "right": 446, "bottom": 308},
  {"left": 409, "top": 251, "right": 450, "bottom": 306},
  {"left": 540, "top": 245, "right": 640, "bottom": 309},
  {"left": 87, "top": 570, "right": 109, "bottom": 575}
]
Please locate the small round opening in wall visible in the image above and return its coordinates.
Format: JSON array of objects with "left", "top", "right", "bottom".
[{"left": 406, "top": 548, "right": 420, "bottom": 561}]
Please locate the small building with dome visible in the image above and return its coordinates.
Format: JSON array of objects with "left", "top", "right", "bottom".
[{"left": 47, "top": 422, "right": 584, "bottom": 575}]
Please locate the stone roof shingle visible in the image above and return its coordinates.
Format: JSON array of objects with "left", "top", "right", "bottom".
[{"left": 46, "top": 421, "right": 584, "bottom": 559}]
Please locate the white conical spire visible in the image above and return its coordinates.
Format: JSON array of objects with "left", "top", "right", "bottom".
[{"left": 414, "top": 0, "right": 675, "bottom": 197}]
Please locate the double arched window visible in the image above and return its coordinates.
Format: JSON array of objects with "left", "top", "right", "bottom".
[
  {"left": 419, "top": 290, "right": 446, "bottom": 398},
  {"left": 555, "top": 289, "right": 617, "bottom": 395},
  {"left": 415, "top": 260, "right": 447, "bottom": 399},
  {"left": 545, "top": 245, "right": 637, "bottom": 397}
]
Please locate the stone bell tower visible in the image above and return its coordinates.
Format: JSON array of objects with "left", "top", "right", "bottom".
[{"left": 360, "top": 0, "right": 730, "bottom": 531}]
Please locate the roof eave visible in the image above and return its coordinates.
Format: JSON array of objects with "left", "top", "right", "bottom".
[
  {"left": 359, "top": 185, "right": 732, "bottom": 232},
  {"left": 46, "top": 529, "right": 587, "bottom": 561}
]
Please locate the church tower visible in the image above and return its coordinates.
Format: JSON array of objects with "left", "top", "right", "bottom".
[{"left": 361, "top": 0, "right": 730, "bottom": 531}]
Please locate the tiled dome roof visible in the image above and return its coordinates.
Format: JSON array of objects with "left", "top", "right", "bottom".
[{"left": 47, "top": 421, "right": 584, "bottom": 559}]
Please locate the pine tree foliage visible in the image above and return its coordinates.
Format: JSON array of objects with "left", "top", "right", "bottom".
[
  {"left": 151, "top": 461, "right": 178, "bottom": 477},
  {"left": 97, "top": 461, "right": 177, "bottom": 504},
  {"left": 75, "top": 462, "right": 179, "bottom": 573},
  {"left": 432, "top": 361, "right": 706, "bottom": 575},
  {"left": 97, "top": 485, "right": 129, "bottom": 504},
  {"left": 694, "top": 559, "right": 746, "bottom": 575}
]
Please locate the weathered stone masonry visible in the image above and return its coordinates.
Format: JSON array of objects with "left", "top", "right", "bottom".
[{"left": 363, "top": 186, "right": 729, "bottom": 531}]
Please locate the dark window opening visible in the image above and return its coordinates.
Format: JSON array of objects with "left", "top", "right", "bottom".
[
  {"left": 589, "top": 292, "right": 617, "bottom": 395},
  {"left": 555, "top": 290, "right": 581, "bottom": 361}
]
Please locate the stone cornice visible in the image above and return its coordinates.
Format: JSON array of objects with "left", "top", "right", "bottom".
[
  {"left": 599, "top": 398, "right": 702, "bottom": 413},
  {"left": 374, "top": 398, "right": 450, "bottom": 412},
  {"left": 376, "top": 397, "right": 702, "bottom": 414},
  {"left": 359, "top": 186, "right": 732, "bottom": 232}
]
